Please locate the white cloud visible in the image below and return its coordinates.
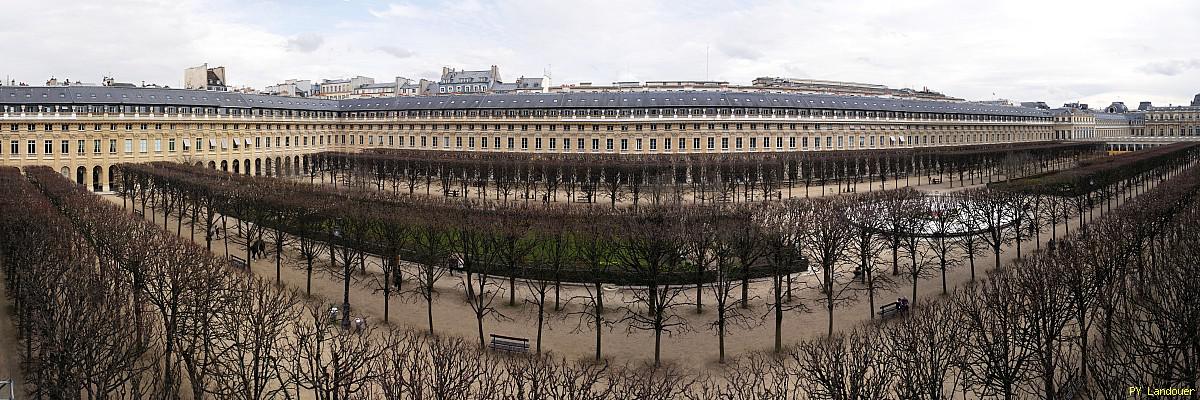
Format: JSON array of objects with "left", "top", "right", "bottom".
[
  {"left": 369, "top": 3, "right": 422, "bottom": 18},
  {"left": 378, "top": 46, "right": 416, "bottom": 58},
  {"left": 2, "top": 0, "right": 1199, "bottom": 107}
]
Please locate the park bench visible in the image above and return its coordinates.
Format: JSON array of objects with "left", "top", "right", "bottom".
[
  {"left": 445, "top": 189, "right": 460, "bottom": 197},
  {"left": 489, "top": 334, "right": 530, "bottom": 353},
  {"left": 930, "top": 177, "right": 943, "bottom": 184},
  {"left": 0, "top": 379, "right": 13, "bottom": 400},
  {"left": 878, "top": 302, "right": 906, "bottom": 318},
  {"left": 133, "top": 208, "right": 145, "bottom": 218},
  {"left": 229, "top": 255, "right": 248, "bottom": 271}
]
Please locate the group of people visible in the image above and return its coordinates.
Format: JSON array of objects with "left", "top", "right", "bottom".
[
  {"left": 895, "top": 297, "right": 910, "bottom": 312},
  {"left": 327, "top": 306, "right": 369, "bottom": 332}
]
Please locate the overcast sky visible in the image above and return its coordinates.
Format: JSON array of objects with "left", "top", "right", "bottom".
[{"left": 2, "top": 0, "right": 1198, "bottom": 107}]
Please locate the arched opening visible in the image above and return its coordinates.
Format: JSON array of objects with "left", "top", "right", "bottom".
[
  {"left": 255, "top": 158, "right": 262, "bottom": 176},
  {"left": 244, "top": 159, "right": 251, "bottom": 176},
  {"left": 108, "top": 166, "right": 115, "bottom": 192},
  {"left": 265, "top": 158, "right": 274, "bottom": 177},
  {"left": 294, "top": 156, "right": 301, "bottom": 176},
  {"left": 275, "top": 157, "right": 282, "bottom": 176},
  {"left": 76, "top": 166, "right": 86, "bottom": 185},
  {"left": 208, "top": 161, "right": 217, "bottom": 169},
  {"left": 60, "top": 167, "right": 69, "bottom": 178},
  {"left": 233, "top": 159, "right": 241, "bottom": 174},
  {"left": 283, "top": 156, "right": 292, "bottom": 176},
  {"left": 92, "top": 166, "right": 103, "bottom": 192},
  {"left": 220, "top": 160, "right": 228, "bottom": 172},
  {"left": 302, "top": 155, "right": 310, "bottom": 175}
]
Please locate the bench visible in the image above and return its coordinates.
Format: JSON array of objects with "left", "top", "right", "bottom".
[
  {"left": 489, "top": 334, "right": 530, "bottom": 353},
  {"left": 133, "top": 208, "right": 145, "bottom": 218},
  {"left": 445, "top": 189, "right": 460, "bottom": 197},
  {"left": 930, "top": 177, "right": 943, "bottom": 184},
  {"left": 229, "top": 255, "right": 248, "bottom": 270},
  {"left": 878, "top": 302, "right": 906, "bottom": 318}
]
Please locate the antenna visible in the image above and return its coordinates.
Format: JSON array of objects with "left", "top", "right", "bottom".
[{"left": 705, "top": 44, "right": 710, "bottom": 81}]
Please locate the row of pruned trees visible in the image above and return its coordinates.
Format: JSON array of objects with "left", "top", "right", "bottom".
[
  {"left": 113, "top": 143, "right": 1197, "bottom": 368},
  {"left": 310, "top": 141, "right": 1098, "bottom": 207},
  {"left": 17, "top": 156, "right": 1200, "bottom": 399}
]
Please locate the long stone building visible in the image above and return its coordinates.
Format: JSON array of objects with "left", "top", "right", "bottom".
[{"left": 2, "top": 85, "right": 1063, "bottom": 191}]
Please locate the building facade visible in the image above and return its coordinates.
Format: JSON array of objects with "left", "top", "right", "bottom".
[
  {"left": 184, "top": 64, "right": 227, "bottom": 91},
  {"left": 1, "top": 86, "right": 1058, "bottom": 192},
  {"left": 316, "top": 76, "right": 375, "bottom": 99}
]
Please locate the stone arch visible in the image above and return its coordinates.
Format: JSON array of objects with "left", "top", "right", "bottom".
[
  {"left": 60, "top": 166, "right": 69, "bottom": 177},
  {"left": 92, "top": 166, "right": 103, "bottom": 192},
  {"left": 208, "top": 160, "right": 217, "bottom": 169},
  {"left": 283, "top": 156, "right": 292, "bottom": 176},
  {"left": 255, "top": 158, "right": 262, "bottom": 176},
  {"left": 294, "top": 156, "right": 301, "bottom": 176},
  {"left": 233, "top": 159, "right": 241, "bottom": 174},
  {"left": 275, "top": 157, "right": 282, "bottom": 176},
  {"left": 220, "top": 160, "right": 228, "bottom": 172},
  {"left": 244, "top": 159, "right": 251, "bottom": 176},
  {"left": 302, "top": 154, "right": 310, "bottom": 175},
  {"left": 108, "top": 166, "right": 115, "bottom": 192},
  {"left": 76, "top": 166, "right": 86, "bottom": 186},
  {"left": 265, "top": 158, "right": 274, "bottom": 177}
]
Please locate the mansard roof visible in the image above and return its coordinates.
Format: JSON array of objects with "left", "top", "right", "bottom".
[{"left": 2, "top": 86, "right": 1051, "bottom": 117}]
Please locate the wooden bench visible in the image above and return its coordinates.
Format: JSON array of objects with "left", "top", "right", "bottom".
[
  {"left": 229, "top": 255, "right": 248, "bottom": 270},
  {"left": 930, "top": 177, "right": 943, "bottom": 184},
  {"left": 489, "top": 334, "right": 530, "bottom": 353},
  {"left": 445, "top": 189, "right": 460, "bottom": 197},
  {"left": 878, "top": 302, "right": 905, "bottom": 318}
]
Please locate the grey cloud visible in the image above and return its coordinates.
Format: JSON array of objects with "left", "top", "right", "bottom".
[
  {"left": 719, "top": 43, "right": 762, "bottom": 61},
  {"left": 286, "top": 33, "right": 324, "bottom": 53},
  {"left": 378, "top": 45, "right": 415, "bottom": 58},
  {"left": 1138, "top": 59, "right": 1200, "bottom": 76}
]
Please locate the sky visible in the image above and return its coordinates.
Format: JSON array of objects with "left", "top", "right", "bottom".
[{"left": 1, "top": 0, "right": 1199, "bottom": 108}]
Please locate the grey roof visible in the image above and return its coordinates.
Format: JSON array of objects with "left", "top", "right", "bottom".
[
  {"left": 338, "top": 91, "right": 1051, "bottom": 117},
  {"left": 1093, "top": 112, "right": 1130, "bottom": 121},
  {"left": 1, "top": 86, "right": 1051, "bottom": 117},
  {"left": 0, "top": 86, "right": 339, "bottom": 111}
]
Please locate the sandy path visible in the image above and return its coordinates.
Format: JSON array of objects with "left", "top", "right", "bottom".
[
  {"left": 109, "top": 164, "right": 1161, "bottom": 370},
  {"left": 0, "top": 266, "right": 23, "bottom": 396}
]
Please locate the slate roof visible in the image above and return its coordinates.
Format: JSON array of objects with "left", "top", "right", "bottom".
[
  {"left": 0, "top": 86, "right": 339, "bottom": 111},
  {"left": 1, "top": 86, "right": 1051, "bottom": 117}
]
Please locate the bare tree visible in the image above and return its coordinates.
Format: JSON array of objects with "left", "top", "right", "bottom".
[{"left": 614, "top": 209, "right": 691, "bottom": 367}]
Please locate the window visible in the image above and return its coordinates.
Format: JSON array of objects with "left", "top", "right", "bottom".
[
  {"left": 78, "top": 139, "right": 85, "bottom": 154},
  {"left": 28, "top": 140, "right": 36, "bottom": 155},
  {"left": 124, "top": 139, "right": 133, "bottom": 153},
  {"left": 606, "top": 138, "right": 614, "bottom": 150},
  {"left": 94, "top": 139, "right": 101, "bottom": 154},
  {"left": 9, "top": 140, "right": 16, "bottom": 155},
  {"left": 154, "top": 139, "right": 162, "bottom": 152},
  {"left": 508, "top": 137, "right": 515, "bottom": 149},
  {"left": 168, "top": 139, "right": 176, "bottom": 152},
  {"left": 707, "top": 137, "right": 714, "bottom": 149},
  {"left": 620, "top": 139, "right": 629, "bottom": 151},
  {"left": 722, "top": 138, "right": 729, "bottom": 150},
  {"left": 649, "top": 138, "right": 657, "bottom": 150},
  {"left": 47, "top": 140, "right": 55, "bottom": 154}
]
